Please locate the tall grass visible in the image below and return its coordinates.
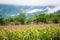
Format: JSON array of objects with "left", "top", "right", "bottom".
[{"left": 0, "top": 27, "right": 60, "bottom": 40}]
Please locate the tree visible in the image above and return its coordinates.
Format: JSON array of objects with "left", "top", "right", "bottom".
[
  {"left": 0, "top": 14, "right": 4, "bottom": 25},
  {"left": 16, "top": 12, "right": 26, "bottom": 24}
]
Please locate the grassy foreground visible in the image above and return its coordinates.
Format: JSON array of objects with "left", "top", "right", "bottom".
[{"left": 0, "top": 26, "right": 60, "bottom": 40}]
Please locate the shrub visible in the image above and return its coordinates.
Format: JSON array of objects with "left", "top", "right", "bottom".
[
  {"left": 34, "top": 13, "right": 60, "bottom": 24},
  {"left": 0, "top": 14, "right": 4, "bottom": 25}
]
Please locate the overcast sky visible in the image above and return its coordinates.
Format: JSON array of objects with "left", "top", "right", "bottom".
[{"left": 0, "top": 0, "right": 60, "bottom": 6}]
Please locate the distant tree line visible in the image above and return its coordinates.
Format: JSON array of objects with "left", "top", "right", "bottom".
[{"left": 0, "top": 12, "right": 60, "bottom": 25}]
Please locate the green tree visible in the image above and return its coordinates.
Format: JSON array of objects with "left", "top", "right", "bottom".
[
  {"left": 16, "top": 12, "right": 26, "bottom": 24},
  {"left": 0, "top": 14, "right": 4, "bottom": 25}
]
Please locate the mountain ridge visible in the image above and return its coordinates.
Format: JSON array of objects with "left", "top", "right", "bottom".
[{"left": 0, "top": 4, "right": 60, "bottom": 18}]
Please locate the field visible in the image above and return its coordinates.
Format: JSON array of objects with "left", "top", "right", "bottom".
[
  {"left": 0, "top": 11, "right": 60, "bottom": 40},
  {"left": 0, "top": 24, "right": 60, "bottom": 40},
  {"left": 0, "top": 23, "right": 60, "bottom": 30}
]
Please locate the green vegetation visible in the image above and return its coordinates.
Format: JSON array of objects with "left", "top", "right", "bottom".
[
  {"left": 0, "top": 14, "right": 4, "bottom": 25},
  {"left": 0, "top": 12, "right": 60, "bottom": 25},
  {"left": 0, "top": 27, "right": 60, "bottom": 40},
  {"left": 0, "top": 12, "right": 60, "bottom": 40},
  {"left": 33, "top": 14, "right": 60, "bottom": 24},
  {"left": 15, "top": 12, "right": 26, "bottom": 24}
]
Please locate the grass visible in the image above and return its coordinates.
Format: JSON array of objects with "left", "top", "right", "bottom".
[
  {"left": 0, "top": 23, "right": 60, "bottom": 30},
  {"left": 0, "top": 24, "right": 60, "bottom": 40}
]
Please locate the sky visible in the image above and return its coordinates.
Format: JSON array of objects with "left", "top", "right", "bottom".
[
  {"left": 0, "top": 0, "right": 60, "bottom": 15},
  {"left": 0, "top": 0, "right": 60, "bottom": 6}
]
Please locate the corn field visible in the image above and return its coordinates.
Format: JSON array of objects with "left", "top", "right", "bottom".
[{"left": 0, "top": 27, "right": 60, "bottom": 40}]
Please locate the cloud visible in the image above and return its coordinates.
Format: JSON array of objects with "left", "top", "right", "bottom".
[
  {"left": 10, "top": 15, "right": 15, "bottom": 17},
  {"left": 0, "top": 0, "right": 60, "bottom": 6},
  {"left": 26, "top": 9, "right": 43, "bottom": 13},
  {"left": 47, "top": 5, "right": 60, "bottom": 13},
  {"left": 26, "top": 5, "right": 60, "bottom": 13}
]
